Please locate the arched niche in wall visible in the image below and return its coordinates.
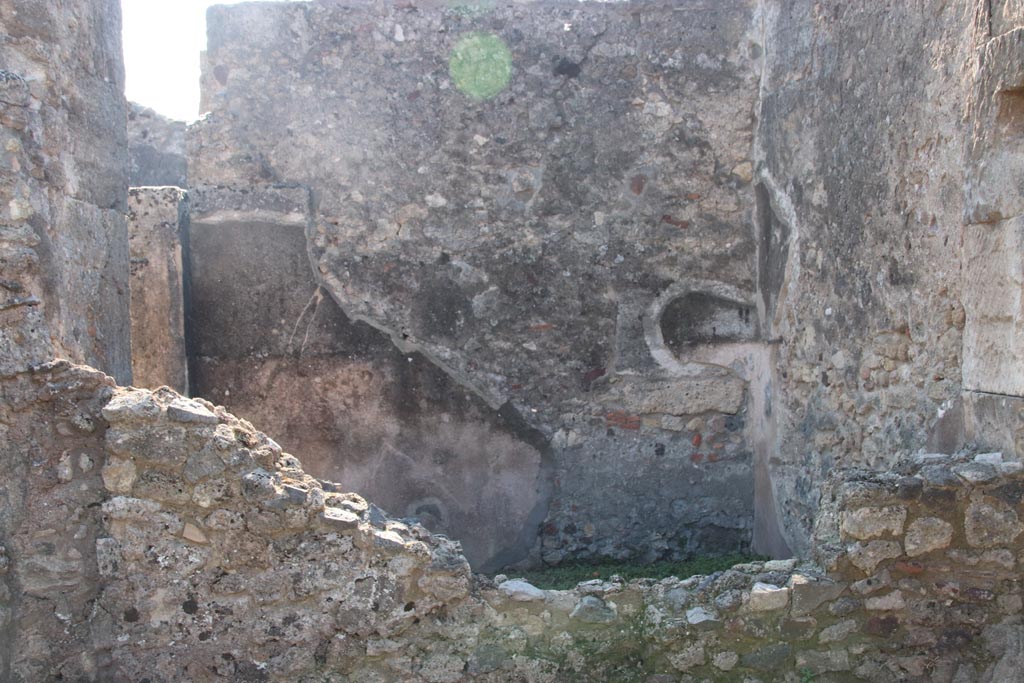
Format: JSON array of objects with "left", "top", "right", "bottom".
[{"left": 645, "top": 280, "right": 760, "bottom": 371}]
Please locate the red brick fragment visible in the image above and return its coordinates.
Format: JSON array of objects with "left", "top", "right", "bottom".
[
  {"left": 661, "top": 215, "right": 690, "bottom": 229},
  {"left": 606, "top": 411, "right": 641, "bottom": 430}
]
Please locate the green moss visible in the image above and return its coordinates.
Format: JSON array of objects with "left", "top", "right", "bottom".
[{"left": 509, "top": 553, "right": 766, "bottom": 590}]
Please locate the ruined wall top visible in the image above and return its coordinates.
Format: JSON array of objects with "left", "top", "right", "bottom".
[
  {"left": 128, "top": 103, "right": 187, "bottom": 188},
  {"left": 9, "top": 369, "right": 1024, "bottom": 681}
]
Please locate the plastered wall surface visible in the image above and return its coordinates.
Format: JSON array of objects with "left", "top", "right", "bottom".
[
  {"left": 185, "top": 185, "right": 548, "bottom": 570},
  {"left": 187, "top": 0, "right": 766, "bottom": 565}
]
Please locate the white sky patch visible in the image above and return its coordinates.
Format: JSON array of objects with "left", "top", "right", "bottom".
[
  {"left": 120, "top": 0, "right": 614, "bottom": 121},
  {"left": 121, "top": 0, "right": 301, "bottom": 122}
]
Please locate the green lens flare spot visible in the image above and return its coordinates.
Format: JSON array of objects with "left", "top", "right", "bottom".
[{"left": 449, "top": 32, "right": 512, "bottom": 101}]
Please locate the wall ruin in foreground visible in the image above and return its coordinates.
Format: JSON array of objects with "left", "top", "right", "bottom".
[{"left": 6, "top": 378, "right": 1024, "bottom": 682}]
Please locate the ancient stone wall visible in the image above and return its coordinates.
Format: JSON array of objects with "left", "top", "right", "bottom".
[
  {"left": 7, "top": 0, "right": 1024, "bottom": 679},
  {"left": 128, "top": 186, "right": 190, "bottom": 393},
  {"left": 0, "top": 1, "right": 131, "bottom": 678},
  {"left": 58, "top": 0, "right": 1024, "bottom": 572},
  {"left": 0, "top": 0, "right": 131, "bottom": 382},
  {"left": 11, "top": 379, "right": 1024, "bottom": 682},
  {"left": 0, "top": 363, "right": 115, "bottom": 681},
  {"left": 753, "top": 1, "right": 1000, "bottom": 555},
  {"left": 188, "top": 0, "right": 764, "bottom": 567}
]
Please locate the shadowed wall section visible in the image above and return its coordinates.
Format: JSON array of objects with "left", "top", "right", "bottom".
[{"left": 186, "top": 187, "right": 549, "bottom": 570}]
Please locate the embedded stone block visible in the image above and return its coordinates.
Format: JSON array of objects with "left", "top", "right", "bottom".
[
  {"left": 963, "top": 217, "right": 1024, "bottom": 396},
  {"left": 841, "top": 506, "right": 907, "bottom": 540},
  {"left": 101, "top": 457, "right": 137, "bottom": 494},
  {"left": 668, "top": 643, "right": 706, "bottom": 672},
  {"left": 904, "top": 517, "right": 954, "bottom": 557},
  {"left": 498, "top": 580, "right": 545, "bottom": 602},
  {"left": 865, "top": 590, "right": 906, "bottom": 611},
  {"left": 748, "top": 582, "right": 791, "bottom": 611},
  {"left": 847, "top": 541, "right": 902, "bottom": 574},
  {"left": 965, "top": 500, "right": 1023, "bottom": 547}
]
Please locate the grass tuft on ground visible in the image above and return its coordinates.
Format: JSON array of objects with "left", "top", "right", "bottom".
[{"left": 507, "top": 553, "right": 765, "bottom": 590}]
